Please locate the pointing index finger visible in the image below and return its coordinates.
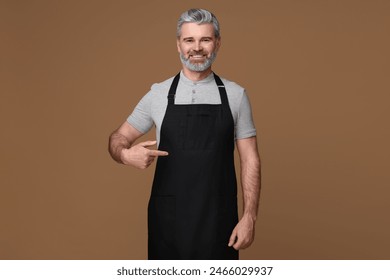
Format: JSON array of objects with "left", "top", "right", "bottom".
[{"left": 148, "top": 149, "right": 169, "bottom": 157}]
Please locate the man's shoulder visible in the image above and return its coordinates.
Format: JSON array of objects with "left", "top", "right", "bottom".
[
  {"left": 150, "top": 75, "right": 176, "bottom": 93},
  {"left": 219, "top": 76, "right": 246, "bottom": 95}
]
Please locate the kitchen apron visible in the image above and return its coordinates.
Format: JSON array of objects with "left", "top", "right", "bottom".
[{"left": 148, "top": 73, "right": 238, "bottom": 260}]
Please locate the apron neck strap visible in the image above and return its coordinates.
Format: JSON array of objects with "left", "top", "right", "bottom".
[
  {"left": 213, "top": 73, "right": 229, "bottom": 106},
  {"left": 167, "top": 73, "right": 181, "bottom": 105}
]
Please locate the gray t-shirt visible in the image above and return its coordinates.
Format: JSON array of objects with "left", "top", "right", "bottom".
[{"left": 127, "top": 71, "right": 256, "bottom": 145}]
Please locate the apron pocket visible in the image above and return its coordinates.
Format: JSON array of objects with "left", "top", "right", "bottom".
[{"left": 184, "top": 112, "right": 218, "bottom": 150}]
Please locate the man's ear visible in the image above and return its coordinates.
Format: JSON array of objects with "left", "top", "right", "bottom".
[
  {"left": 215, "top": 37, "right": 222, "bottom": 52},
  {"left": 176, "top": 38, "right": 181, "bottom": 53}
]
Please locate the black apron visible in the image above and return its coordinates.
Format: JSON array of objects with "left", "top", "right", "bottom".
[{"left": 148, "top": 73, "right": 238, "bottom": 260}]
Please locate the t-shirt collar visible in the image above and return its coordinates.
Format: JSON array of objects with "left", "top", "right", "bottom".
[{"left": 179, "top": 70, "right": 215, "bottom": 85}]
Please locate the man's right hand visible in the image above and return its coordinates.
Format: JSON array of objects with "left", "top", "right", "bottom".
[{"left": 120, "top": 140, "right": 168, "bottom": 169}]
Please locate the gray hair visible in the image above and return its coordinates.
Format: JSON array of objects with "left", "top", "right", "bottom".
[{"left": 177, "top": 8, "right": 220, "bottom": 38}]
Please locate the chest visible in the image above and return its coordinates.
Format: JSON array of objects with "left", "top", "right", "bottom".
[{"left": 174, "top": 83, "right": 222, "bottom": 105}]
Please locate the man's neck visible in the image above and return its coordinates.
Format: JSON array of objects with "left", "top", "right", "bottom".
[{"left": 182, "top": 67, "right": 213, "bottom": 82}]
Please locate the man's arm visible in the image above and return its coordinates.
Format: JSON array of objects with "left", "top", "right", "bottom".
[
  {"left": 228, "top": 136, "right": 261, "bottom": 250},
  {"left": 108, "top": 121, "right": 168, "bottom": 169}
]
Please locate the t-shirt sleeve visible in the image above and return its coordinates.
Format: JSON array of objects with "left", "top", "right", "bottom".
[
  {"left": 126, "top": 90, "right": 154, "bottom": 134},
  {"left": 235, "top": 90, "right": 257, "bottom": 140}
]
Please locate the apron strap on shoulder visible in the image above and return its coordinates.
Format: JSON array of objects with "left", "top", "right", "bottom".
[
  {"left": 167, "top": 73, "right": 181, "bottom": 105},
  {"left": 213, "top": 73, "right": 229, "bottom": 106}
]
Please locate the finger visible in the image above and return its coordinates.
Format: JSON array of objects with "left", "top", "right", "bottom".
[
  {"left": 138, "top": 140, "right": 157, "bottom": 148},
  {"left": 228, "top": 229, "right": 237, "bottom": 247},
  {"left": 148, "top": 149, "right": 169, "bottom": 157},
  {"left": 144, "top": 158, "right": 155, "bottom": 168},
  {"left": 233, "top": 238, "right": 243, "bottom": 250},
  {"left": 147, "top": 157, "right": 155, "bottom": 165}
]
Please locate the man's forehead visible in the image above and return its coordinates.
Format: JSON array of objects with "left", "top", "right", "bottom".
[{"left": 180, "top": 22, "right": 215, "bottom": 37}]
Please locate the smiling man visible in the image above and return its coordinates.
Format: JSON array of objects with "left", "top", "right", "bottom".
[{"left": 109, "top": 8, "right": 261, "bottom": 260}]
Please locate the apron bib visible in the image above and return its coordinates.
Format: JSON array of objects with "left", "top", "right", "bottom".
[{"left": 148, "top": 73, "right": 238, "bottom": 260}]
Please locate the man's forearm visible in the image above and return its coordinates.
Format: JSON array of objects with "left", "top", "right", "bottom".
[
  {"left": 228, "top": 150, "right": 261, "bottom": 250},
  {"left": 241, "top": 155, "right": 261, "bottom": 221},
  {"left": 108, "top": 131, "right": 132, "bottom": 164}
]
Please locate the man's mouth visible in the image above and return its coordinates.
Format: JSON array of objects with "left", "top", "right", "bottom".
[{"left": 190, "top": 54, "right": 206, "bottom": 60}]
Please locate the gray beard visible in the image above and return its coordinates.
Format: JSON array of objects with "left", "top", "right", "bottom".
[{"left": 180, "top": 52, "right": 217, "bottom": 72}]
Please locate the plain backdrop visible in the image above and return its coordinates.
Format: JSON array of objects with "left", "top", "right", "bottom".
[{"left": 1, "top": 0, "right": 389, "bottom": 259}]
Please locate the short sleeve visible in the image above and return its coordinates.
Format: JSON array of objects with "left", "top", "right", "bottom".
[
  {"left": 126, "top": 90, "right": 154, "bottom": 134},
  {"left": 235, "top": 91, "right": 257, "bottom": 140}
]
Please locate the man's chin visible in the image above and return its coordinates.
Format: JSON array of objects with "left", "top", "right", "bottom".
[
  {"left": 180, "top": 53, "right": 216, "bottom": 72},
  {"left": 188, "top": 64, "right": 209, "bottom": 72},
  {"left": 190, "top": 61, "right": 206, "bottom": 67}
]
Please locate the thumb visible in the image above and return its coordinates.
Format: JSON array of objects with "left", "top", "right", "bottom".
[
  {"left": 228, "top": 228, "right": 238, "bottom": 247},
  {"left": 138, "top": 140, "right": 157, "bottom": 148}
]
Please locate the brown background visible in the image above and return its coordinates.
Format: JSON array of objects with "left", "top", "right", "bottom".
[{"left": 1, "top": 0, "right": 389, "bottom": 259}]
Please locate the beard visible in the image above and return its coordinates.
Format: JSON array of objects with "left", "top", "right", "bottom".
[{"left": 179, "top": 52, "right": 217, "bottom": 72}]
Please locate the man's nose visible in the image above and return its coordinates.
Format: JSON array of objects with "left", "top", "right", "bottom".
[{"left": 193, "top": 41, "right": 203, "bottom": 51}]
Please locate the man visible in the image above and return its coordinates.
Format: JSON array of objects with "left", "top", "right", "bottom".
[{"left": 109, "top": 8, "right": 261, "bottom": 260}]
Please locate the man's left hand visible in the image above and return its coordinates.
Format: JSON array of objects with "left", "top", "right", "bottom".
[{"left": 228, "top": 215, "right": 256, "bottom": 250}]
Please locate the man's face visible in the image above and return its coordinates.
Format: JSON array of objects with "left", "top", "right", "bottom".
[{"left": 177, "top": 22, "right": 221, "bottom": 72}]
